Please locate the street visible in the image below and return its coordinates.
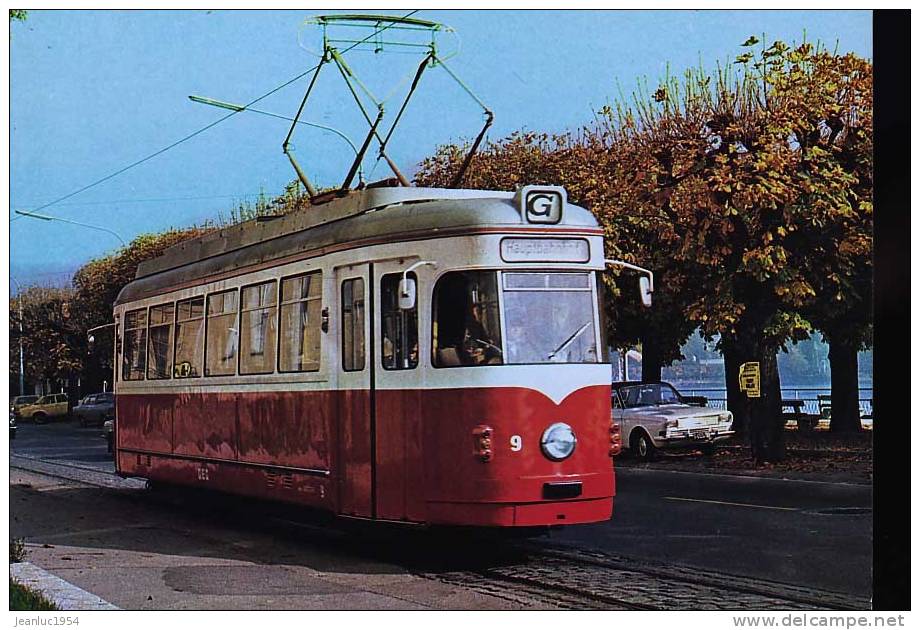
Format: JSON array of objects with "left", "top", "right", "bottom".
[{"left": 10, "top": 420, "right": 871, "bottom": 609}]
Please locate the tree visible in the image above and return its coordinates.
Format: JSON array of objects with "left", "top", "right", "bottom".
[
  {"left": 762, "top": 44, "right": 873, "bottom": 432},
  {"left": 9, "top": 286, "right": 83, "bottom": 398},
  {"left": 588, "top": 86, "right": 721, "bottom": 382}
]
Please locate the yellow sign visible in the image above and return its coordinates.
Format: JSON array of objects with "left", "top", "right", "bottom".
[{"left": 738, "top": 362, "right": 761, "bottom": 398}]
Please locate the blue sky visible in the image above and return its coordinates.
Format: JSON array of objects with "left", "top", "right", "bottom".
[{"left": 9, "top": 9, "right": 872, "bottom": 286}]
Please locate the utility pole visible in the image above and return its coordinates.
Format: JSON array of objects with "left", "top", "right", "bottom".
[{"left": 11, "top": 276, "right": 25, "bottom": 396}]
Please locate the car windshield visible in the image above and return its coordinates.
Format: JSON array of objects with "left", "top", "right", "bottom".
[
  {"left": 502, "top": 272, "right": 599, "bottom": 364},
  {"left": 13, "top": 396, "right": 38, "bottom": 405},
  {"left": 618, "top": 383, "right": 683, "bottom": 408}
]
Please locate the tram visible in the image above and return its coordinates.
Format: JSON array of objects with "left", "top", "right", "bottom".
[{"left": 113, "top": 184, "right": 639, "bottom": 527}]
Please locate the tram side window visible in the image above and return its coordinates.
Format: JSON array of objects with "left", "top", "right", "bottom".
[
  {"left": 205, "top": 290, "right": 239, "bottom": 376},
  {"left": 174, "top": 296, "right": 204, "bottom": 378},
  {"left": 122, "top": 308, "right": 148, "bottom": 381},
  {"left": 381, "top": 272, "right": 418, "bottom": 370},
  {"left": 240, "top": 281, "right": 277, "bottom": 375},
  {"left": 147, "top": 303, "right": 174, "bottom": 380},
  {"left": 280, "top": 271, "right": 322, "bottom": 372},
  {"left": 341, "top": 278, "right": 365, "bottom": 372},
  {"left": 432, "top": 271, "right": 503, "bottom": 367}
]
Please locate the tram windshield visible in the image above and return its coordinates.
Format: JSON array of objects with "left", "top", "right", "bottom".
[
  {"left": 502, "top": 272, "right": 598, "bottom": 364},
  {"left": 432, "top": 270, "right": 599, "bottom": 367}
]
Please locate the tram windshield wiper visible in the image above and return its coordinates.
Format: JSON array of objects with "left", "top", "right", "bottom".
[{"left": 547, "top": 322, "right": 591, "bottom": 360}]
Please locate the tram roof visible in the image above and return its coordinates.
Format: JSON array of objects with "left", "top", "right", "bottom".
[{"left": 117, "top": 186, "right": 598, "bottom": 305}]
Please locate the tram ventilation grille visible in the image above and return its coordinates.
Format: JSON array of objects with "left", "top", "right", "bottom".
[{"left": 266, "top": 471, "right": 294, "bottom": 490}]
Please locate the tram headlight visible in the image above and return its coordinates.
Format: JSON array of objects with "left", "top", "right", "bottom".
[{"left": 540, "top": 422, "right": 577, "bottom": 461}]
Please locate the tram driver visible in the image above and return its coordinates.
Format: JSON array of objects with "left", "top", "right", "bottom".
[
  {"left": 434, "top": 271, "right": 503, "bottom": 367},
  {"left": 460, "top": 302, "right": 502, "bottom": 365}
]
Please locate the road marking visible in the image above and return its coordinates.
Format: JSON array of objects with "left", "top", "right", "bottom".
[{"left": 664, "top": 496, "right": 799, "bottom": 511}]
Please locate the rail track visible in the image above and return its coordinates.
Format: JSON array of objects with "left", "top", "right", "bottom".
[{"left": 10, "top": 454, "right": 868, "bottom": 611}]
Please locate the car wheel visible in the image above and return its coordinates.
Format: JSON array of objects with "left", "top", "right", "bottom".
[
  {"left": 32, "top": 412, "right": 47, "bottom": 425},
  {"left": 633, "top": 431, "right": 656, "bottom": 461}
]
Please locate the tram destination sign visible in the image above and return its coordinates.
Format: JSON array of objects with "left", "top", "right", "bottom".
[{"left": 500, "top": 237, "right": 590, "bottom": 263}]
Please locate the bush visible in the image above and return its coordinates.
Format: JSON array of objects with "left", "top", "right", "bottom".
[{"left": 9, "top": 538, "right": 25, "bottom": 563}]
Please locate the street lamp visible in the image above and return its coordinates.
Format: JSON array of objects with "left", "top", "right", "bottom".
[
  {"left": 10, "top": 276, "right": 25, "bottom": 397},
  {"left": 14, "top": 209, "right": 127, "bottom": 247}
]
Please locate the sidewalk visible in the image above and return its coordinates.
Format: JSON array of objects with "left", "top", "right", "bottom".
[
  {"left": 615, "top": 433, "right": 873, "bottom": 486},
  {"left": 9, "top": 468, "right": 549, "bottom": 611}
]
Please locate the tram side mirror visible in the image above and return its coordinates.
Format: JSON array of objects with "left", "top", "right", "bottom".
[
  {"left": 398, "top": 277, "right": 417, "bottom": 310},
  {"left": 639, "top": 276, "right": 653, "bottom": 308}
]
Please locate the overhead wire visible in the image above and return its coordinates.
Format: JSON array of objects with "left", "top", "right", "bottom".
[
  {"left": 10, "top": 9, "right": 420, "bottom": 223},
  {"left": 14, "top": 192, "right": 275, "bottom": 208}
]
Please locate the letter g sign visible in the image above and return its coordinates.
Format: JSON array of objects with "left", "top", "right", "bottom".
[{"left": 523, "top": 188, "right": 563, "bottom": 224}]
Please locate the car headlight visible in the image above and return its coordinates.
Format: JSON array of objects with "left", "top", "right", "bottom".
[
  {"left": 541, "top": 422, "right": 577, "bottom": 461},
  {"left": 719, "top": 411, "right": 733, "bottom": 423}
]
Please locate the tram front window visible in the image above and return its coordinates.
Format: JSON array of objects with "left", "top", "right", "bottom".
[{"left": 503, "top": 272, "right": 598, "bottom": 364}]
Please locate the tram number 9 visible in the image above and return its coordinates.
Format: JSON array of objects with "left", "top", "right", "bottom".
[{"left": 510, "top": 435, "right": 523, "bottom": 452}]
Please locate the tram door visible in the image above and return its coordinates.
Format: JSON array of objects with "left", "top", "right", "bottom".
[
  {"left": 335, "top": 264, "right": 375, "bottom": 517},
  {"left": 373, "top": 263, "right": 424, "bottom": 522}
]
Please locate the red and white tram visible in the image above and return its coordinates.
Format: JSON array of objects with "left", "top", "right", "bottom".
[{"left": 113, "top": 184, "right": 630, "bottom": 527}]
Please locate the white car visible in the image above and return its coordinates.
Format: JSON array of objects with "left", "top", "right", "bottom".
[{"left": 612, "top": 381, "right": 734, "bottom": 460}]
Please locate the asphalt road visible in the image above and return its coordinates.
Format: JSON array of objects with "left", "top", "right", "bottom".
[{"left": 10, "top": 420, "right": 872, "bottom": 599}]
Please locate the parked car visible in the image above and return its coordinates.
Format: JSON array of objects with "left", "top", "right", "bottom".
[
  {"left": 10, "top": 412, "right": 17, "bottom": 439},
  {"left": 612, "top": 381, "right": 734, "bottom": 460},
  {"left": 73, "top": 392, "right": 115, "bottom": 427},
  {"left": 13, "top": 393, "right": 70, "bottom": 423},
  {"left": 10, "top": 395, "right": 40, "bottom": 415}
]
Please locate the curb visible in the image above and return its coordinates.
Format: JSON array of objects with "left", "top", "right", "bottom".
[
  {"left": 615, "top": 464, "right": 873, "bottom": 489},
  {"left": 10, "top": 562, "right": 119, "bottom": 610}
]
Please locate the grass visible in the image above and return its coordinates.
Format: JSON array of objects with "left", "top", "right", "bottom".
[
  {"left": 9, "top": 578, "right": 58, "bottom": 611},
  {"left": 8, "top": 538, "right": 58, "bottom": 610}
]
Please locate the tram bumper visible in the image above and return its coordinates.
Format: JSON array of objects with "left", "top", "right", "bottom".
[
  {"left": 425, "top": 497, "right": 613, "bottom": 527},
  {"left": 425, "top": 470, "right": 615, "bottom": 527}
]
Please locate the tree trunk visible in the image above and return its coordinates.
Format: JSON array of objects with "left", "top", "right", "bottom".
[
  {"left": 640, "top": 330, "right": 663, "bottom": 382},
  {"left": 66, "top": 373, "right": 79, "bottom": 414},
  {"left": 749, "top": 350, "right": 785, "bottom": 462},
  {"left": 722, "top": 338, "right": 747, "bottom": 436},
  {"left": 827, "top": 334, "right": 862, "bottom": 433},
  {"left": 724, "top": 334, "right": 784, "bottom": 462}
]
